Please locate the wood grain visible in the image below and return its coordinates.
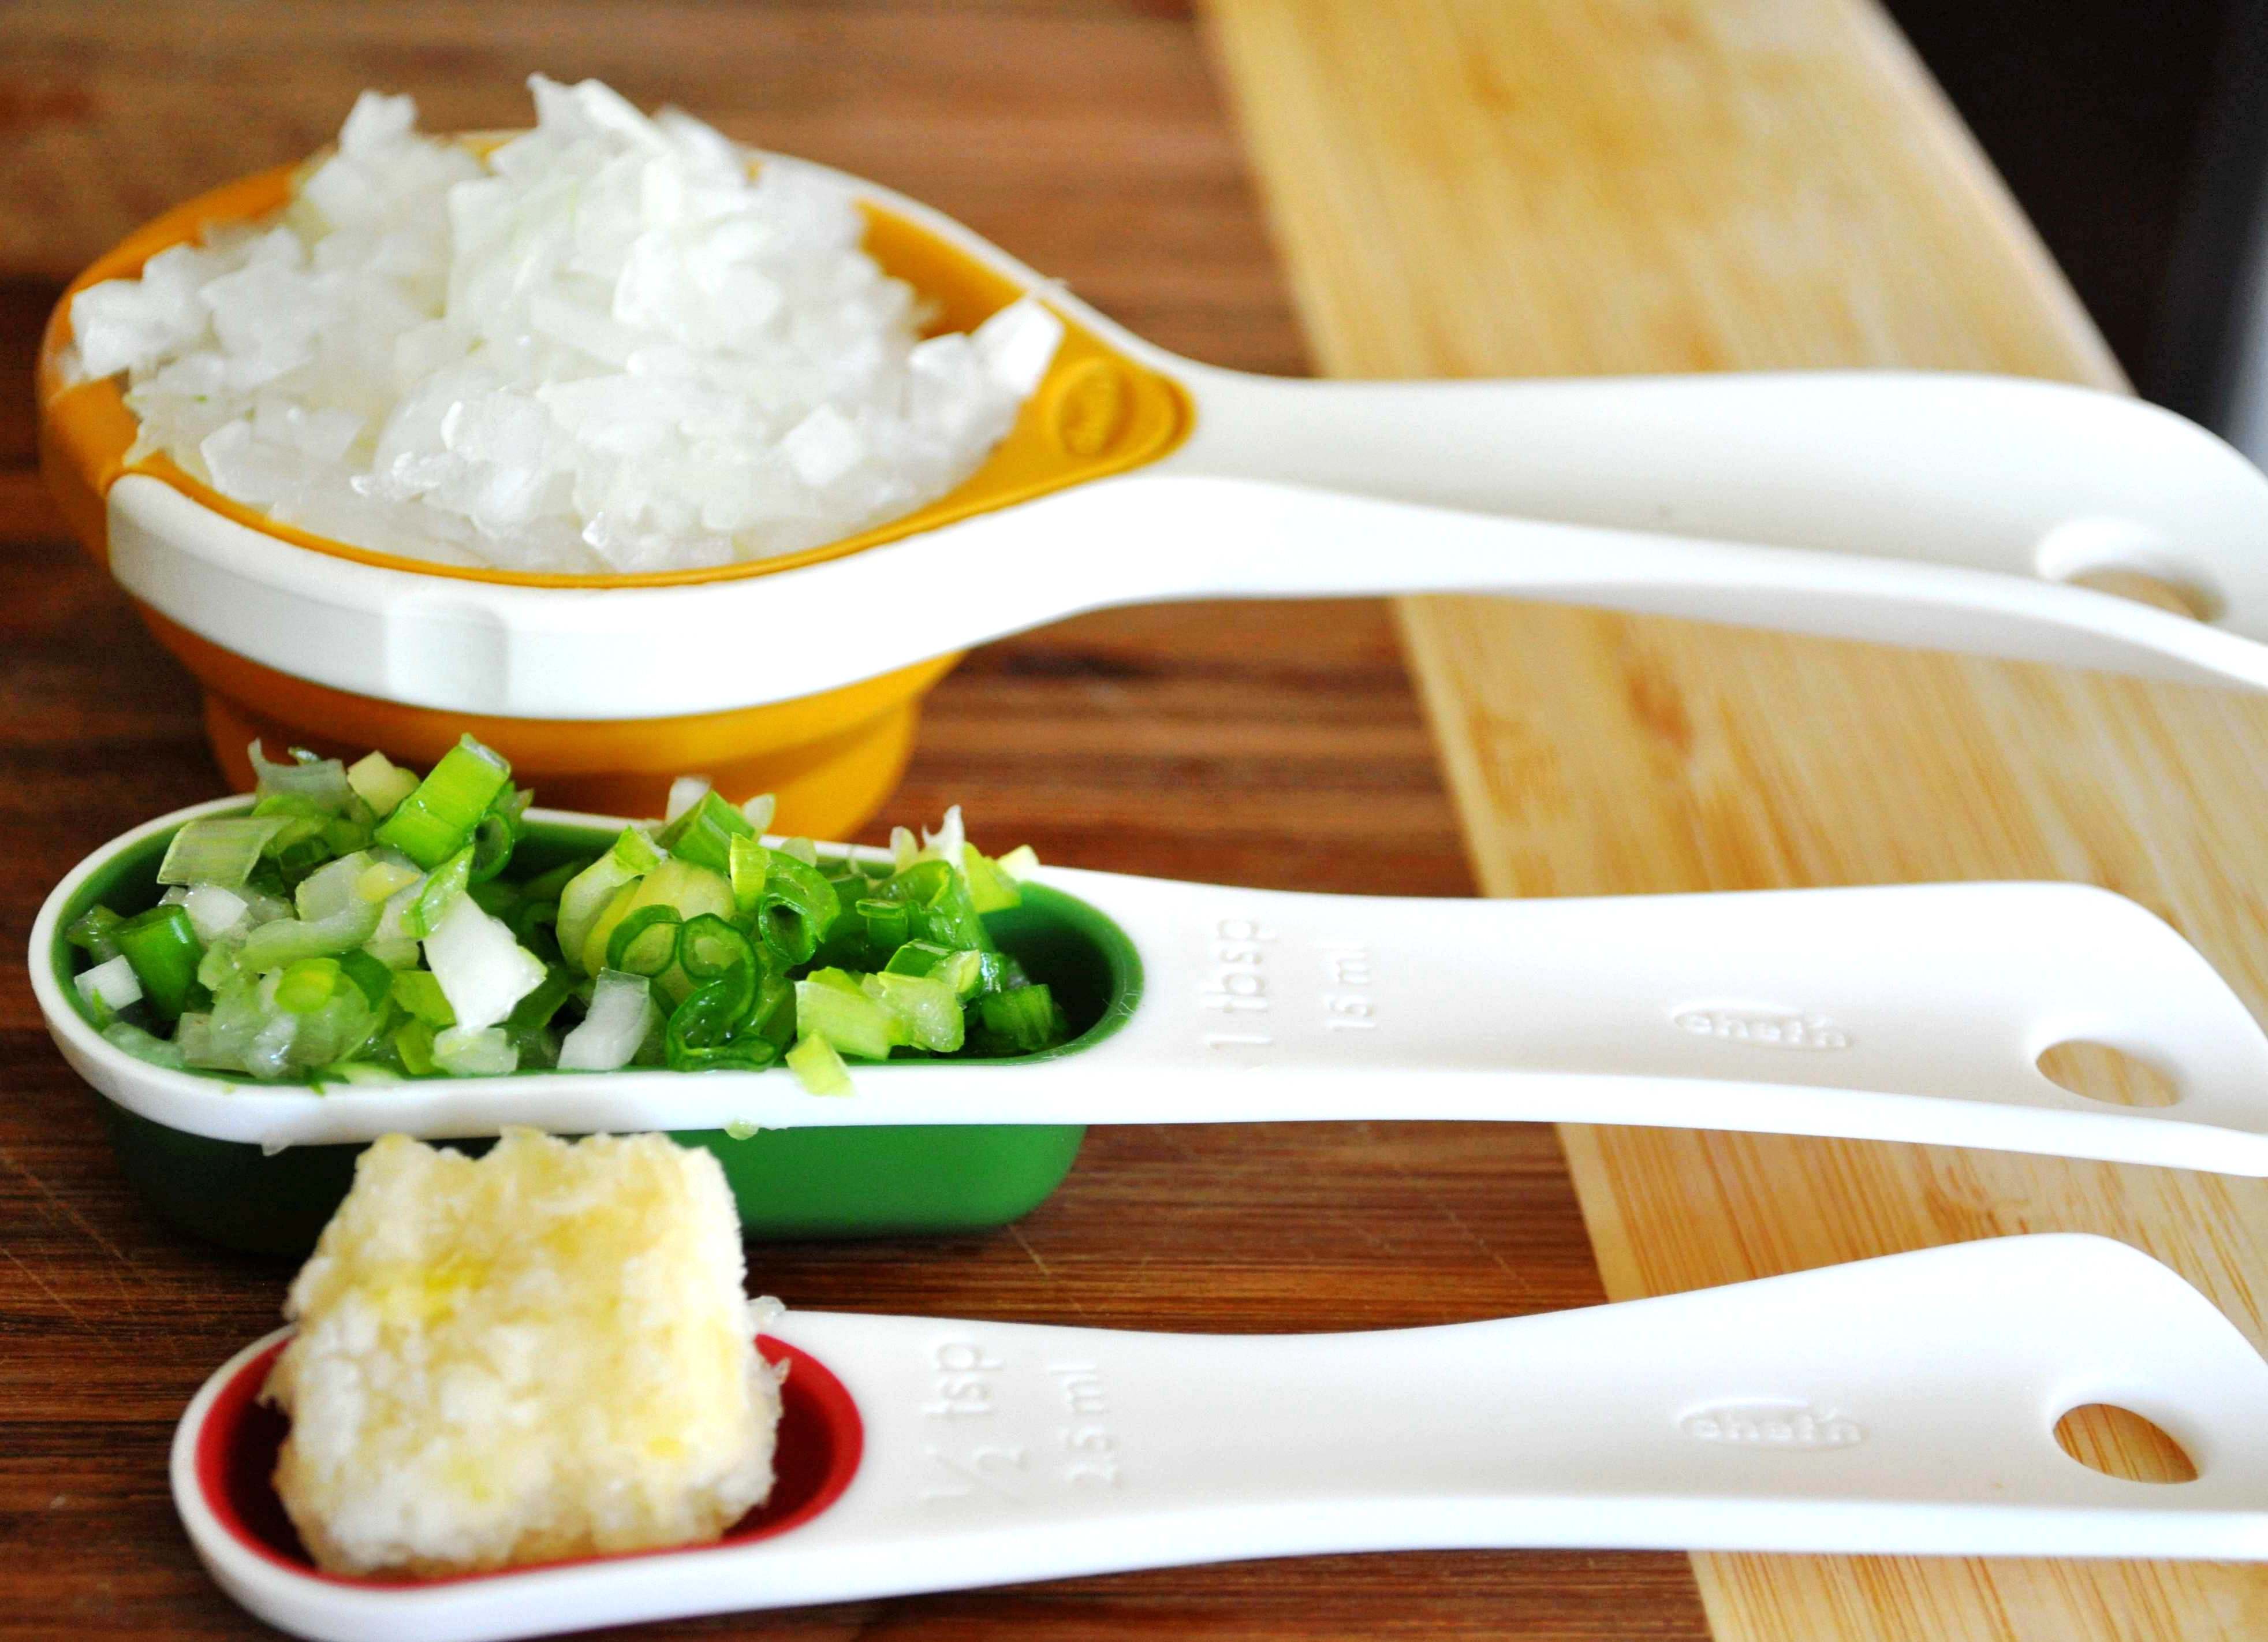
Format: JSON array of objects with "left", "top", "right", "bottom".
[
  {"left": 0, "top": 3, "right": 1710, "bottom": 1637},
  {"left": 1203, "top": 1, "right": 2268, "bottom": 1638}
]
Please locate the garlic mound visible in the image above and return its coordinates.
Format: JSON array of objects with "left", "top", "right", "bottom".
[
  {"left": 263, "top": 1129, "right": 783, "bottom": 1576},
  {"left": 70, "top": 77, "right": 1062, "bottom": 574}
]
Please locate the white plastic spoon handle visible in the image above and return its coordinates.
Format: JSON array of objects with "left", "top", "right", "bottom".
[
  {"left": 1170, "top": 369, "right": 2268, "bottom": 629},
  {"left": 102, "top": 369, "right": 2268, "bottom": 719},
  {"left": 177, "top": 1235, "right": 2268, "bottom": 1641},
  {"left": 1002, "top": 873, "right": 2268, "bottom": 1172}
]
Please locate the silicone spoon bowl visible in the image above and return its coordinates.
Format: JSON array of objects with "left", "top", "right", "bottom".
[
  {"left": 39, "top": 146, "right": 2268, "bottom": 833},
  {"left": 33, "top": 799, "right": 2268, "bottom": 1255},
  {"left": 174, "top": 1235, "right": 2268, "bottom": 1642}
]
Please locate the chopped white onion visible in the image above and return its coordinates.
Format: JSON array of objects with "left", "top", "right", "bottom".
[
  {"left": 182, "top": 884, "right": 250, "bottom": 943},
  {"left": 76, "top": 955, "right": 144, "bottom": 1013},
  {"left": 920, "top": 805, "right": 967, "bottom": 865},
  {"left": 555, "top": 970, "right": 659, "bottom": 1071},
  {"left": 71, "top": 77, "right": 1062, "bottom": 574},
  {"left": 665, "top": 775, "right": 713, "bottom": 824},
  {"left": 421, "top": 894, "right": 546, "bottom": 1032}
]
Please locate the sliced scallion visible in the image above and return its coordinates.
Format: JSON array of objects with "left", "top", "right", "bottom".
[
  {"left": 960, "top": 844, "right": 1023, "bottom": 913},
  {"left": 785, "top": 1032, "right": 853, "bottom": 1097},
  {"left": 374, "top": 735, "right": 510, "bottom": 868},
  {"left": 602, "top": 905, "right": 680, "bottom": 978},
  {"left": 404, "top": 846, "right": 473, "bottom": 939},
  {"left": 345, "top": 750, "right": 420, "bottom": 818},
  {"left": 973, "top": 984, "right": 1065, "bottom": 1056},
  {"left": 115, "top": 903, "right": 204, "bottom": 1023},
  {"left": 155, "top": 816, "right": 287, "bottom": 891},
  {"left": 661, "top": 789, "right": 756, "bottom": 876},
  {"left": 66, "top": 905, "right": 125, "bottom": 962},
  {"left": 862, "top": 970, "right": 964, "bottom": 1053},
  {"left": 389, "top": 969, "right": 456, "bottom": 1027},
  {"left": 793, "top": 968, "right": 898, "bottom": 1060},
  {"left": 757, "top": 853, "right": 840, "bottom": 966}
]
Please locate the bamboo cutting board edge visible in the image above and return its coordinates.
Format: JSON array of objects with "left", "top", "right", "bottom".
[{"left": 1201, "top": 1, "right": 2268, "bottom": 1638}]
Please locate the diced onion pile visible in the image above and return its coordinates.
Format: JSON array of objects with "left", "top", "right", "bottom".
[
  {"left": 66, "top": 77, "right": 1063, "bottom": 573},
  {"left": 68, "top": 736, "right": 1065, "bottom": 1092}
]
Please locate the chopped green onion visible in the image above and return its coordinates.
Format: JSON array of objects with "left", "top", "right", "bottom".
[
  {"left": 103, "top": 1019, "right": 188, "bottom": 1070},
  {"left": 577, "top": 858, "right": 731, "bottom": 982},
  {"left": 116, "top": 903, "right": 204, "bottom": 1022},
  {"left": 251, "top": 792, "right": 333, "bottom": 852},
  {"left": 336, "top": 948, "right": 395, "bottom": 1010},
  {"left": 79, "top": 748, "right": 1063, "bottom": 1085},
  {"left": 883, "top": 940, "right": 986, "bottom": 999},
  {"left": 666, "top": 1040, "right": 779, "bottom": 1073},
  {"left": 974, "top": 984, "right": 1065, "bottom": 1055},
  {"left": 404, "top": 846, "right": 473, "bottom": 939},
  {"left": 660, "top": 790, "right": 755, "bottom": 875},
  {"left": 741, "top": 793, "right": 777, "bottom": 833},
  {"left": 346, "top": 750, "right": 420, "bottom": 818},
  {"left": 363, "top": 937, "right": 421, "bottom": 970},
  {"left": 793, "top": 968, "right": 899, "bottom": 1060},
  {"left": 728, "top": 835, "right": 770, "bottom": 914},
  {"left": 856, "top": 897, "right": 911, "bottom": 956},
  {"left": 863, "top": 970, "right": 965, "bottom": 1052},
  {"left": 514, "top": 858, "right": 587, "bottom": 903},
  {"left": 67, "top": 905, "right": 125, "bottom": 962},
  {"left": 374, "top": 735, "right": 511, "bottom": 868},
  {"left": 313, "top": 1061, "right": 402, "bottom": 1087},
  {"left": 960, "top": 845, "right": 1024, "bottom": 913},
  {"left": 663, "top": 976, "right": 763, "bottom": 1067},
  {"left": 467, "top": 810, "right": 518, "bottom": 884},
  {"left": 555, "top": 826, "right": 662, "bottom": 966},
  {"left": 353, "top": 852, "right": 421, "bottom": 902},
  {"left": 786, "top": 1032, "right": 853, "bottom": 1097},
  {"left": 746, "top": 969, "right": 797, "bottom": 1051},
  {"left": 319, "top": 806, "right": 376, "bottom": 859},
  {"left": 389, "top": 969, "right": 456, "bottom": 1027},
  {"left": 758, "top": 854, "right": 840, "bottom": 966},
  {"left": 606, "top": 905, "right": 683, "bottom": 977},
  {"left": 877, "top": 858, "right": 990, "bottom": 952},
  {"left": 995, "top": 844, "right": 1040, "bottom": 880},
  {"left": 393, "top": 1017, "right": 438, "bottom": 1075},
  {"left": 507, "top": 896, "right": 561, "bottom": 960},
  {"left": 293, "top": 851, "right": 372, "bottom": 921},
  {"left": 235, "top": 865, "right": 383, "bottom": 969},
  {"left": 155, "top": 816, "right": 287, "bottom": 890},
  {"left": 677, "top": 914, "right": 757, "bottom": 984},
  {"left": 275, "top": 958, "right": 342, "bottom": 1015},
  {"left": 249, "top": 742, "right": 352, "bottom": 811},
  {"left": 503, "top": 963, "right": 577, "bottom": 1058}
]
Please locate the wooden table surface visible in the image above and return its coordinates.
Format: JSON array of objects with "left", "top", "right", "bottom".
[{"left": 0, "top": 2, "right": 2256, "bottom": 1638}]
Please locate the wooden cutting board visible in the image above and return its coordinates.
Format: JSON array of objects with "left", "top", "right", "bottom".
[{"left": 1203, "top": 1, "right": 2268, "bottom": 1637}]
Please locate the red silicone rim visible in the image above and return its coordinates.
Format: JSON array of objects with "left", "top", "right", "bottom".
[{"left": 196, "top": 1333, "right": 864, "bottom": 1587}]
